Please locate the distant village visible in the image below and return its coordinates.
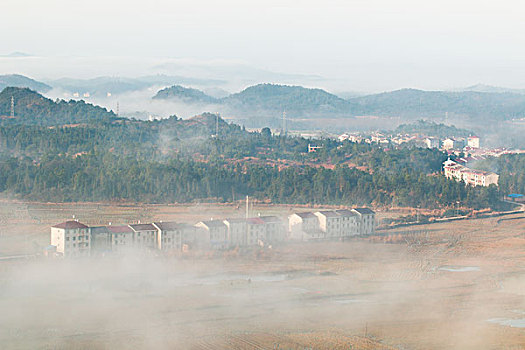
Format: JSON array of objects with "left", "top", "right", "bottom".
[
  {"left": 49, "top": 208, "right": 376, "bottom": 258},
  {"left": 337, "top": 132, "right": 525, "bottom": 187}
]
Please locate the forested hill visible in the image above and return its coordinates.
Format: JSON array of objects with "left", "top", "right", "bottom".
[
  {"left": 0, "top": 87, "right": 119, "bottom": 126},
  {"left": 350, "top": 89, "right": 525, "bottom": 120},
  {"left": 222, "top": 84, "right": 352, "bottom": 115},
  {"left": 153, "top": 85, "right": 219, "bottom": 104},
  {"left": 153, "top": 83, "right": 525, "bottom": 121},
  {"left": 393, "top": 120, "right": 473, "bottom": 138},
  {"left": 0, "top": 74, "right": 51, "bottom": 93}
]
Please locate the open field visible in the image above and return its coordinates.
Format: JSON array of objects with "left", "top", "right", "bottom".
[{"left": 0, "top": 200, "right": 524, "bottom": 349}]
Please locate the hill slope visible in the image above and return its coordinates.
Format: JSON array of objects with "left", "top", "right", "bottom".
[
  {"left": 153, "top": 85, "right": 219, "bottom": 104},
  {"left": 222, "top": 83, "right": 352, "bottom": 116},
  {"left": 0, "top": 87, "right": 118, "bottom": 125},
  {"left": 349, "top": 88, "right": 525, "bottom": 120},
  {"left": 0, "top": 75, "right": 51, "bottom": 93}
]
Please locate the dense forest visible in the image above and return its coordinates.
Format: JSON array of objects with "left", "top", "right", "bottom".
[{"left": 0, "top": 86, "right": 514, "bottom": 210}]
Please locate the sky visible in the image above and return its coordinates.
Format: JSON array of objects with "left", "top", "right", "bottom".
[{"left": 2, "top": 0, "right": 525, "bottom": 92}]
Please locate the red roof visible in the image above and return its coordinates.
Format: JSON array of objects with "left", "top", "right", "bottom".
[{"left": 52, "top": 221, "right": 88, "bottom": 229}]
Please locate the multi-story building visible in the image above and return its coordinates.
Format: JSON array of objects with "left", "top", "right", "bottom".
[
  {"left": 314, "top": 211, "right": 342, "bottom": 238},
  {"left": 107, "top": 225, "right": 134, "bottom": 252},
  {"left": 223, "top": 218, "right": 247, "bottom": 247},
  {"left": 259, "top": 216, "right": 286, "bottom": 243},
  {"left": 194, "top": 220, "right": 228, "bottom": 249},
  {"left": 335, "top": 209, "right": 360, "bottom": 236},
  {"left": 424, "top": 137, "right": 440, "bottom": 149},
  {"left": 129, "top": 223, "right": 158, "bottom": 250},
  {"left": 351, "top": 208, "right": 376, "bottom": 235},
  {"left": 288, "top": 212, "right": 324, "bottom": 240},
  {"left": 152, "top": 221, "right": 182, "bottom": 251},
  {"left": 89, "top": 226, "right": 111, "bottom": 256},
  {"left": 50, "top": 220, "right": 90, "bottom": 258},
  {"left": 443, "top": 160, "right": 499, "bottom": 187},
  {"left": 467, "top": 136, "right": 480, "bottom": 148},
  {"left": 246, "top": 217, "right": 266, "bottom": 245}
]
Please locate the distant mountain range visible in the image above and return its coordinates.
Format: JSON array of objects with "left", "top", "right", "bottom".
[
  {"left": 48, "top": 75, "right": 225, "bottom": 97},
  {"left": 0, "top": 74, "right": 51, "bottom": 93},
  {"left": 3, "top": 74, "right": 525, "bottom": 125},
  {"left": 153, "top": 83, "right": 525, "bottom": 121}
]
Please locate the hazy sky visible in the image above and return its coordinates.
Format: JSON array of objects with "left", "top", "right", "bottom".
[{"left": 3, "top": 0, "right": 525, "bottom": 91}]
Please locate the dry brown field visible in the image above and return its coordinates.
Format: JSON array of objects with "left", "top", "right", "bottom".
[{"left": 0, "top": 199, "right": 524, "bottom": 349}]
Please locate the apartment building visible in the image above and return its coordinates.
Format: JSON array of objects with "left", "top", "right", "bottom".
[
  {"left": 152, "top": 221, "right": 182, "bottom": 251},
  {"left": 50, "top": 220, "right": 90, "bottom": 258}
]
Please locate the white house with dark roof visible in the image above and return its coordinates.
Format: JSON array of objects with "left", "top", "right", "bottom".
[
  {"left": 314, "top": 211, "right": 342, "bottom": 238},
  {"left": 129, "top": 223, "right": 158, "bottom": 249},
  {"left": 352, "top": 208, "right": 376, "bottom": 235},
  {"left": 152, "top": 221, "right": 183, "bottom": 251},
  {"left": 194, "top": 220, "right": 228, "bottom": 249},
  {"left": 259, "top": 216, "right": 286, "bottom": 243},
  {"left": 223, "top": 218, "right": 247, "bottom": 247},
  {"left": 335, "top": 209, "right": 360, "bottom": 237},
  {"left": 51, "top": 220, "right": 90, "bottom": 257},
  {"left": 89, "top": 226, "right": 111, "bottom": 255},
  {"left": 107, "top": 225, "right": 134, "bottom": 252},
  {"left": 288, "top": 212, "right": 324, "bottom": 240}
]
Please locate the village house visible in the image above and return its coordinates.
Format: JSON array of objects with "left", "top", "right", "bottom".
[
  {"left": 194, "top": 220, "right": 228, "bottom": 249},
  {"left": 443, "top": 159, "right": 499, "bottom": 187},
  {"left": 467, "top": 136, "right": 480, "bottom": 149},
  {"left": 246, "top": 217, "right": 266, "bottom": 245},
  {"left": 152, "top": 221, "right": 182, "bottom": 252},
  {"left": 424, "top": 137, "right": 440, "bottom": 149},
  {"left": 129, "top": 223, "right": 158, "bottom": 250},
  {"left": 289, "top": 212, "right": 324, "bottom": 240},
  {"left": 89, "top": 226, "right": 111, "bottom": 256},
  {"left": 50, "top": 220, "right": 90, "bottom": 258},
  {"left": 223, "top": 218, "right": 247, "bottom": 247},
  {"left": 442, "top": 138, "right": 465, "bottom": 150},
  {"left": 335, "top": 209, "right": 360, "bottom": 237},
  {"left": 351, "top": 208, "right": 376, "bottom": 235},
  {"left": 258, "top": 216, "right": 286, "bottom": 243},
  {"left": 314, "top": 211, "right": 342, "bottom": 238},
  {"left": 107, "top": 225, "right": 134, "bottom": 252}
]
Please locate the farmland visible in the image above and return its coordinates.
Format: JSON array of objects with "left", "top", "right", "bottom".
[{"left": 0, "top": 200, "right": 524, "bottom": 349}]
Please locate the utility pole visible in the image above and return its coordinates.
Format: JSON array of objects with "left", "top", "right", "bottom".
[
  {"left": 245, "top": 195, "right": 249, "bottom": 219},
  {"left": 10, "top": 96, "right": 14, "bottom": 117},
  {"left": 282, "top": 110, "right": 287, "bottom": 136},
  {"left": 216, "top": 113, "right": 219, "bottom": 138}
]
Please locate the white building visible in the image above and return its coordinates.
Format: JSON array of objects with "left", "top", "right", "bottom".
[
  {"left": 50, "top": 221, "right": 90, "bottom": 258},
  {"left": 335, "top": 209, "right": 360, "bottom": 237},
  {"left": 351, "top": 208, "right": 376, "bottom": 235},
  {"left": 223, "top": 218, "right": 247, "bottom": 247},
  {"left": 424, "top": 137, "right": 440, "bottom": 149},
  {"left": 195, "top": 220, "right": 228, "bottom": 250},
  {"left": 288, "top": 212, "right": 324, "bottom": 240},
  {"left": 314, "top": 211, "right": 342, "bottom": 238},
  {"left": 152, "top": 221, "right": 183, "bottom": 252},
  {"left": 467, "top": 136, "right": 480, "bottom": 149},
  {"left": 258, "top": 216, "right": 286, "bottom": 243},
  {"left": 89, "top": 226, "right": 111, "bottom": 256},
  {"left": 107, "top": 225, "right": 134, "bottom": 252},
  {"left": 129, "top": 223, "right": 158, "bottom": 250}
]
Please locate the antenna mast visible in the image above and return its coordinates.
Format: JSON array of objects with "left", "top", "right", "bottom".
[
  {"left": 282, "top": 110, "right": 287, "bottom": 136},
  {"left": 216, "top": 113, "right": 219, "bottom": 137},
  {"left": 116, "top": 101, "right": 120, "bottom": 116},
  {"left": 10, "top": 96, "right": 14, "bottom": 118}
]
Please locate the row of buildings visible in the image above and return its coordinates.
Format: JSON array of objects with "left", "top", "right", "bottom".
[
  {"left": 443, "top": 159, "right": 499, "bottom": 187},
  {"left": 50, "top": 208, "right": 376, "bottom": 258}
]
